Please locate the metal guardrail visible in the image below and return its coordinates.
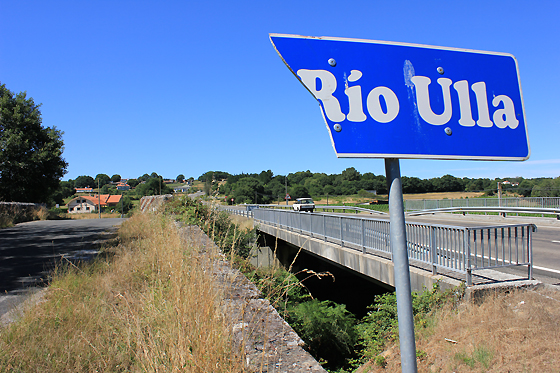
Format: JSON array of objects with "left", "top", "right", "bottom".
[
  {"left": 250, "top": 208, "right": 536, "bottom": 286},
  {"left": 407, "top": 206, "right": 560, "bottom": 218},
  {"left": 218, "top": 206, "right": 254, "bottom": 218},
  {"left": 406, "top": 197, "right": 560, "bottom": 211},
  {"left": 250, "top": 204, "right": 388, "bottom": 215}
]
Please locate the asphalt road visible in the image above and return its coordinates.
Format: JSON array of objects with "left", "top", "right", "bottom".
[
  {"left": 0, "top": 218, "right": 125, "bottom": 323},
  {"left": 0, "top": 218, "right": 126, "bottom": 293}
]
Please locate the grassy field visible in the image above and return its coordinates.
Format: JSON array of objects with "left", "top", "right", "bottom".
[{"left": 0, "top": 212, "right": 243, "bottom": 372}]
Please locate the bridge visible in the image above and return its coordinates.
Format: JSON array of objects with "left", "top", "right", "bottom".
[{"left": 220, "top": 206, "right": 538, "bottom": 292}]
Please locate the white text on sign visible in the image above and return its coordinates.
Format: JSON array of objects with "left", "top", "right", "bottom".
[{"left": 297, "top": 68, "right": 519, "bottom": 129}]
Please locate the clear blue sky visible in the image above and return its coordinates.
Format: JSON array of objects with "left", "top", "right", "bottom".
[{"left": 1, "top": 1, "right": 559, "bottom": 181}]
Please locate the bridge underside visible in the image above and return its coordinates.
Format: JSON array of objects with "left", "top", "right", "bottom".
[{"left": 257, "top": 224, "right": 463, "bottom": 292}]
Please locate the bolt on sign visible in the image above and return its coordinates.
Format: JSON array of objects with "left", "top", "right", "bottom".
[{"left": 270, "top": 34, "right": 530, "bottom": 161}]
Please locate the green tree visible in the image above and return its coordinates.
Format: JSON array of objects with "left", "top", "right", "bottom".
[
  {"left": 341, "top": 167, "right": 361, "bottom": 182},
  {"left": 258, "top": 170, "right": 273, "bottom": 184},
  {"left": 135, "top": 178, "right": 171, "bottom": 197},
  {"left": 265, "top": 178, "right": 285, "bottom": 201},
  {"left": 176, "top": 174, "right": 185, "bottom": 183},
  {"left": 197, "top": 170, "right": 230, "bottom": 182},
  {"left": 95, "top": 173, "right": 111, "bottom": 187},
  {"left": 0, "top": 84, "right": 68, "bottom": 203},
  {"left": 75, "top": 175, "right": 95, "bottom": 188},
  {"left": 111, "top": 174, "right": 121, "bottom": 183},
  {"left": 115, "top": 195, "right": 133, "bottom": 214},
  {"left": 323, "top": 184, "right": 335, "bottom": 196},
  {"left": 531, "top": 178, "right": 559, "bottom": 197},
  {"left": 50, "top": 180, "right": 75, "bottom": 205},
  {"left": 231, "top": 177, "right": 263, "bottom": 203},
  {"left": 289, "top": 184, "right": 310, "bottom": 198},
  {"left": 304, "top": 178, "right": 323, "bottom": 197},
  {"left": 203, "top": 176, "right": 213, "bottom": 196}
]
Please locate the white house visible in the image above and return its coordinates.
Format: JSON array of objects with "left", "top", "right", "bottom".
[
  {"left": 174, "top": 185, "right": 191, "bottom": 193},
  {"left": 67, "top": 197, "right": 98, "bottom": 213}
]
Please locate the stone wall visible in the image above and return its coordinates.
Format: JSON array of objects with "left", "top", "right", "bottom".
[
  {"left": 139, "top": 194, "right": 173, "bottom": 213},
  {"left": 180, "top": 225, "right": 326, "bottom": 373}
]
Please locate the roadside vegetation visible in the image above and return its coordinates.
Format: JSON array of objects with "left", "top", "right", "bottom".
[
  {"left": 361, "top": 287, "right": 560, "bottom": 372},
  {"left": 0, "top": 203, "right": 48, "bottom": 228},
  {"left": 0, "top": 212, "right": 244, "bottom": 372}
]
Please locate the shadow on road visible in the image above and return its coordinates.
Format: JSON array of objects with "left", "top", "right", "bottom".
[{"left": 0, "top": 218, "right": 126, "bottom": 293}]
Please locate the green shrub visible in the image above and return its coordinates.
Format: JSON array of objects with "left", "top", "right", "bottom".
[
  {"left": 164, "top": 197, "right": 256, "bottom": 258},
  {"left": 357, "top": 283, "right": 464, "bottom": 362},
  {"left": 287, "top": 299, "right": 358, "bottom": 370}
]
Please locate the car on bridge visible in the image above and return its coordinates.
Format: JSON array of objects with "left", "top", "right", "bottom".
[{"left": 293, "top": 198, "right": 315, "bottom": 212}]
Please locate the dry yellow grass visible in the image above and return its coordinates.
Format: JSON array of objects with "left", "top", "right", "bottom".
[
  {"left": 362, "top": 288, "right": 560, "bottom": 372},
  {"left": 0, "top": 212, "right": 243, "bottom": 372},
  {"left": 65, "top": 212, "right": 123, "bottom": 219},
  {"left": 227, "top": 214, "right": 254, "bottom": 231}
]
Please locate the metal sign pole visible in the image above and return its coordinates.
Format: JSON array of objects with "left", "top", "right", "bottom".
[{"left": 385, "top": 158, "right": 417, "bottom": 373}]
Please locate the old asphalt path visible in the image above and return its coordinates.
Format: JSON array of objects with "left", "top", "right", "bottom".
[{"left": 0, "top": 218, "right": 125, "bottom": 322}]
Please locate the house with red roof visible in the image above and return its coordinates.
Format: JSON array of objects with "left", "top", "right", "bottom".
[
  {"left": 116, "top": 182, "right": 130, "bottom": 191},
  {"left": 67, "top": 194, "right": 122, "bottom": 213}
]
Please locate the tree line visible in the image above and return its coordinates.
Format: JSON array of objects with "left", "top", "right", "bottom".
[{"left": 199, "top": 169, "right": 560, "bottom": 204}]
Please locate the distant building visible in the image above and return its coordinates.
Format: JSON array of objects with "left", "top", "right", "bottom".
[
  {"left": 174, "top": 185, "right": 190, "bottom": 193},
  {"left": 116, "top": 182, "right": 130, "bottom": 191},
  {"left": 75, "top": 187, "right": 94, "bottom": 193}
]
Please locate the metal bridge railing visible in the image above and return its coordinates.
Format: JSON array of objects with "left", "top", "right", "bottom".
[
  {"left": 250, "top": 208, "right": 536, "bottom": 285},
  {"left": 217, "top": 206, "right": 254, "bottom": 218}
]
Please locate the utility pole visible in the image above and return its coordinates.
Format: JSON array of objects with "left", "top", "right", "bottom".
[{"left": 98, "top": 178, "right": 101, "bottom": 219}]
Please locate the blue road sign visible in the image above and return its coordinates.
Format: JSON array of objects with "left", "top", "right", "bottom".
[{"left": 270, "top": 34, "right": 530, "bottom": 161}]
